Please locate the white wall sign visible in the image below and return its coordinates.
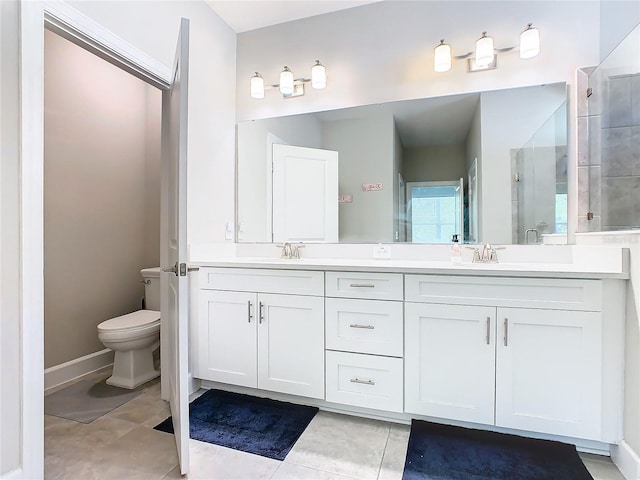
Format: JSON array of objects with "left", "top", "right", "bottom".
[
  {"left": 362, "top": 183, "right": 383, "bottom": 192},
  {"left": 339, "top": 194, "right": 353, "bottom": 203}
]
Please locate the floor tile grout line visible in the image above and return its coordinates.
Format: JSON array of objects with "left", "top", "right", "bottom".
[{"left": 375, "top": 425, "right": 392, "bottom": 480}]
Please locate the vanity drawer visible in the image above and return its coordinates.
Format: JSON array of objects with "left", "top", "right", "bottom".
[
  {"left": 326, "top": 298, "right": 403, "bottom": 357},
  {"left": 200, "top": 267, "right": 324, "bottom": 296},
  {"left": 326, "top": 272, "right": 403, "bottom": 301},
  {"left": 405, "top": 275, "right": 602, "bottom": 311},
  {"left": 325, "top": 351, "right": 403, "bottom": 413}
]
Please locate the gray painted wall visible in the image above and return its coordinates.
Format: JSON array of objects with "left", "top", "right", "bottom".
[
  {"left": 600, "top": 0, "right": 640, "bottom": 62},
  {"left": 402, "top": 144, "right": 466, "bottom": 184},
  {"left": 237, "top": 115, "right": 323, "bottom": 242},
  {"left": 323, "top": 113, "right": 395, "bottom": 242},
  {"left": 0, "top": 0, "right": 21, "bottom": 474},
  {"left": 43, "top": 31, "right": 161, "bottom": 368},
  {"left": 479, "top": 84, "right": 567, "bottom": 243}
]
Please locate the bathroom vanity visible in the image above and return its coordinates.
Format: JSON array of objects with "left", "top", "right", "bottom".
[{"left": 191, "top": 245, "right": 629, "bottom": 449}]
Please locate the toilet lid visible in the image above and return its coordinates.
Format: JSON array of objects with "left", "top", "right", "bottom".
[{"left": 98, "top": 310, "right": 160, "bottom": 332}]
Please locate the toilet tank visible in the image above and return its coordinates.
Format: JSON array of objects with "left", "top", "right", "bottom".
[{"left": 140, "top": 267, "right": 161, "bottom": 311}]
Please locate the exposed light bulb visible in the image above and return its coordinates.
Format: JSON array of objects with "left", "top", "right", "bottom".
[
  {"left": 520, "top": 23, "right": 540, "bottom": 59},
  {"left": 475, "top": 32, "right": 494, "bottom": 67},
  {"left": 311, "top": 60, "right": 326, "bottom": 89},
  {"left": 279, "top": 66, "right": 294, "bottom": 96},
  {"left": 250, "top": 72, "right": 264, "bottom": 99},
  {"left": 434, "top": 39, "right": 452, "bottom": 73}
]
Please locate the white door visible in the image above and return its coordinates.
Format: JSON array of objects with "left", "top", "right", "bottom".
[
  {"left": 160, "top": 17, "right": 190, "bottom": 475},
  {"left": 405, "top": 303, "right": 496, "bottom": 425},
  {"left": 257, "top": 293, "right": 325, "bottom": 399},
  {"left": 272, "top": 144, "right": 338, "bottom": 243},
  {"left": 198, "top": 290, "right": 257, "bottom": 387},
  {"left": 495, "top": 308, "right": 602, "bottom": 439}
]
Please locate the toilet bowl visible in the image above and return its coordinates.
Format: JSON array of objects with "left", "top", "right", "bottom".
[{"left": 98, "top": 267, "right": 161, "bottom": 389}]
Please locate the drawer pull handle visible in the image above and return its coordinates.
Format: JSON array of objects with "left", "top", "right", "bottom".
[
  {"left": 259, "top": 302, "right": 264, "bottom": 324},
  {"left": 504, "top": 318, "right": 508, "bottom": 347},
  {"left": 349, "top": 283, "right": 375, "bottom": 288},
  {"left": 486, "top": 317, "right": 490, "bottom": 345},
  {"left": 248, "top": 301, "right": 253, "bottom": 323},
  {"left": 349, "top": 324, "right": 375, "bottom": 330},
  {"left": 350, "top": 378, "right": 375, "bottom": 386}
]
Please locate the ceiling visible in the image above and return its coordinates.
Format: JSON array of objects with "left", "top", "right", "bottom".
[{"left": 205, "top": 0, "right": 382, "bottom": 33}]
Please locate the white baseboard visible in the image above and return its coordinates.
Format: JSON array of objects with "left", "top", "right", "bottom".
[
  {"left": 1, "top": 467, "right": 23, "bottom": 479},
  {"left": 44, "top": 349, "right": 114, "bottom": 393},
  {"left": 612, "top": 440, "right": 640, "bottom": 480}
]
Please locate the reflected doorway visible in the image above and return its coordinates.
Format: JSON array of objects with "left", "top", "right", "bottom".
[{"left": 406, "top": 179, "right": 463, "bottom": 243}]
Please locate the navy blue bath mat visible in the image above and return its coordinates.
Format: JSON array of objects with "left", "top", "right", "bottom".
[
  {"left": 403, "top": 420, "right": 593, "bottom": 480},
  {"left": 154, "top": 389, "right": 318, "bottom": 460}
]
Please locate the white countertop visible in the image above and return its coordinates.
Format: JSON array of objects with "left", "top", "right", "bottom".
[{"left": 193, "top": 255, "right": 630, "bottom": 280}]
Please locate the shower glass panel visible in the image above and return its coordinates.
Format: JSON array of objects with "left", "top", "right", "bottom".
[
  {"left": 512, "top": 103, "right": 568, "bottom": 243},
  {"left": 584, "top": 24, "right": 640, "bottom": 232}
]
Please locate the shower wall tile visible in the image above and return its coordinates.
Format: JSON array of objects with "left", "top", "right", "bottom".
[
  {"left": 606, "top": 76, "right": 632, "bottom": 128},
  {"left": 578, "top": 215, "right": 601, "bottom": 233},
  {"left": 578, "top": 116, "right": 589, "bottom": 166},
  {"left": 578, "top": 166, "right": 590, "bottom": 216},
  {"left": 587, "top": 69, "right": 603, "bottom": 118},
  {"left": 589, "top": 166, "right": 601, "bottom": 216},
  {"left": 602, "top": 127, "right": 634, "bottom": 176},
  {"left": 633, "top": 126, "right": 640, "bottom": 175},
  {"left": 588, "top": 115, "right": 601, "bottom": 166},
  {"left": 601, "top": 176, "right": 640, "bottom": 227},
  {"left": 577, "top": 68, "right": 593, "bottom": 118},
  {"left": 632, "top": 75, "right": 640, "bottom": 126}
]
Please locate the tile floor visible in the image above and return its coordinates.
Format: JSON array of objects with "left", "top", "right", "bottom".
[{"left": 45, "top": 372, "right": 626, "bottom": 480}]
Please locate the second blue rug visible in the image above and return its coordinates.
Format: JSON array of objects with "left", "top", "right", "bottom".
[
  {"left": 154, "top": 389, "right": 318, "bottom": 460},
  {"left": 403, "top": 420, "right": 593, "bottom": 480}
]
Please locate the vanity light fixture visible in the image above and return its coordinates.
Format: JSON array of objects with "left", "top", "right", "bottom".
[
  {"left": 433, "top": 24, "right": 540, "bottom": 73},
  {"left": 250, "top": 60, "right": 327, "bottom": 99},
  {"left": 434, "top": 40, "right": 452, "bottom": 72}
]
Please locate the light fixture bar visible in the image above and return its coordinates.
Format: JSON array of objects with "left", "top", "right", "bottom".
[
  {"left": 250, "top": 61, "right": 327, "bottom": 99},
  {"left": 434, "top": 23, "right": 540, "bottom": 74}
]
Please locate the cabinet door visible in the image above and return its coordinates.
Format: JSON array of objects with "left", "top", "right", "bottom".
[
  {"left": 257, "top": 294, "right": 325, "bottom": 399},
  {"left": 495, "top": 308, "right": 602, "bottom": 440},
  {"left": 405, "top": 303, "right": 496, "bottom": 425},
  {"left": 198, "top": 290, "right": 257, "bottom": 387}
]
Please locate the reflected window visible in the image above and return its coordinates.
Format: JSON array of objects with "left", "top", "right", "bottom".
[{"left": 406, "top": 181, "right": 463, "bottom": 243}]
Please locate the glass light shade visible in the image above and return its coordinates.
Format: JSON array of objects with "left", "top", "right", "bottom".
[
  {"left": 434, "top": 40, "right": 451, "bottom": 72},
  {"left": 520, "top": 24, "right": 540, "bottom": 59},
  {"left": 311, "top": 60, "right": 326, "bottom": 89},
  {"left": 250, "top": 72, "right": 264, "bottom": 99},
  {"left": 475, "top": 32, "right": 494, "bottom": 67},
  {"left": 279, "top": 66, "right": 294, "bottom": 95}
]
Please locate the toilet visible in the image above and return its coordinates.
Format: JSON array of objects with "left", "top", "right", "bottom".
[{"left": 98, "top": 267, "right": 161, "bottom": 389}]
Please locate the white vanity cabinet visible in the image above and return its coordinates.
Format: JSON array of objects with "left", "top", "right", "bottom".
[
  {"left": 197, "top": 268, "right": 325, "bottom": 400},
  {"left": 404, "top": 274, "right": 613, "bottom": 441},
  {"left": 324, "top": 272, "right": 404, "bottom": 412}
]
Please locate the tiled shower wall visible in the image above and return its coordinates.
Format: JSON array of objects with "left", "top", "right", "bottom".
[{"left": 578, "top": 68, "right": 640, "bottom": 233}]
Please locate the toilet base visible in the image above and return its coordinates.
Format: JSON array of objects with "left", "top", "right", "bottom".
[{"left": 107, "top": 346, "right": 160, "bottom": 389}]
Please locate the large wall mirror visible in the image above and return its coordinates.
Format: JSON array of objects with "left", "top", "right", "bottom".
[{"left": 237, "top": 82, "right": 567, "bottom": 245}]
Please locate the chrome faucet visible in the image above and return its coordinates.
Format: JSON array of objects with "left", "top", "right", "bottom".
[
  {"left": 277, "top": 242, "right": 304, "bottom": 259},
  {"left": 467, "top": 243, "right": 501, "bottom": 263}
]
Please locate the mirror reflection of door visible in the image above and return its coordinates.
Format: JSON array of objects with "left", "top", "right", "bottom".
[
  {"left": 272, "top": 144, "right": 339, "bottom": 243},
  {"left": 405, "top": 179, "right": 464, "bottom": 244}
]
